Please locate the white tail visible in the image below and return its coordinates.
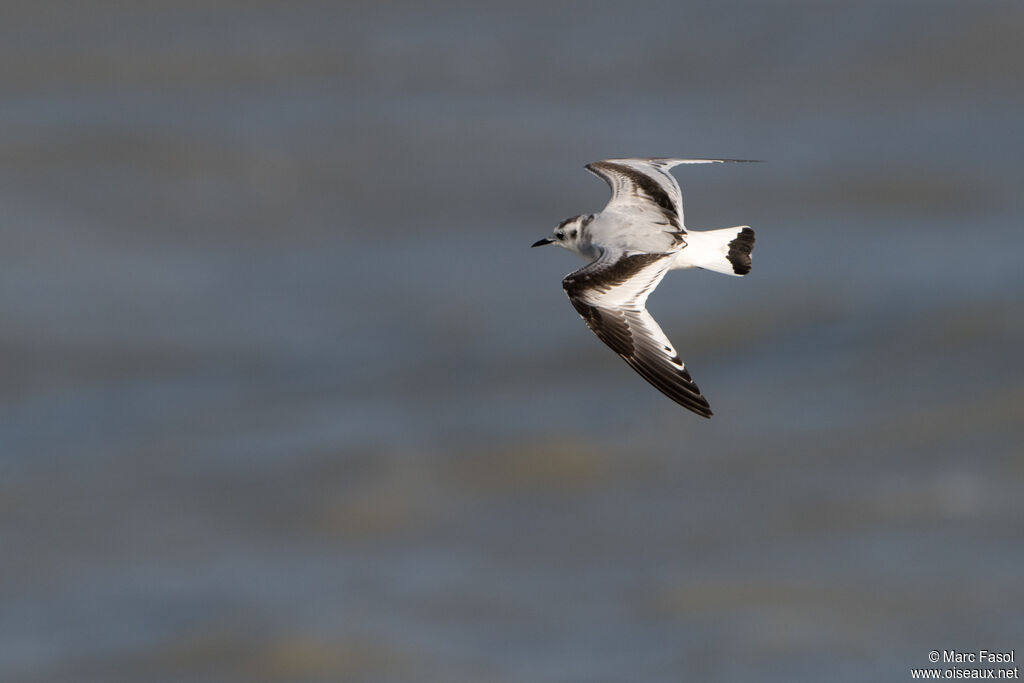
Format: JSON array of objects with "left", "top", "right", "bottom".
[{"left": 671, "top": 226, "right": 755, "bottom": 276}]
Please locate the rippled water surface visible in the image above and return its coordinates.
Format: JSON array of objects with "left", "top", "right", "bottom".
[{"left": 2, "top": 2, "right": 1023, "bottom": 681}]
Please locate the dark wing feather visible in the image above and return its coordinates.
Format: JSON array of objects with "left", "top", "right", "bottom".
[
  {"left": 563, "top": 250, "right": 712, "bottom": 418},
  {"left": 586, "top": 160, "right": 685, "bottom": 229},
  {"left": 585, "top": 157, "right": 759, "bottom": 231}
]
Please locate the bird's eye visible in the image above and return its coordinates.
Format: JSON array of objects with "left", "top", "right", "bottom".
[{"left": 556, "top": 231, "right": 565, "bottom": 239}]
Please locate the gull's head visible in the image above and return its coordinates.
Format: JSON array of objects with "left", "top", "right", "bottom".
[{"left": 531, "top": 214, "right": 593, "bottom": 251}]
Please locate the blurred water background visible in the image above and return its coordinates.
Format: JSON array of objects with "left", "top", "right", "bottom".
[{"left": 2, "top": 1, "right": 1023, "bottom": 681}]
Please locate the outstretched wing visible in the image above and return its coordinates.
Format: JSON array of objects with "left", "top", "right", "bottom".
[
  {"left": 586, "top": 157, "right": 756, "bottom": 230},
  {"left": 562, "top": 248, "right": 713, "bottom": 418}
]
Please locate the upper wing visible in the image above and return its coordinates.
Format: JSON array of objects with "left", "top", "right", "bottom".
[
  {"left": 562, "top": 248, "right": 712, "bottom": 417},
  {"left": 586, "top": 157, "right": 757, "bottom": 230}
]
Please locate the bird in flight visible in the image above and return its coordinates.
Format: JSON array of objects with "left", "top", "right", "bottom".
[{"left": 531, "top": 158, "right": 757, "bottom": 418}]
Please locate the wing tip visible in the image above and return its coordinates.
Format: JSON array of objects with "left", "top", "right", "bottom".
[
  {"left": 667, "top": 157, "right": 763, "bottom": 165},
  {"left": 676, "top": 389, "right": 714, "bottom": 419},
  {"left": 590, "top": 157, "right": 763, "bottom": 166},
  {"left": 669, "top": 392, "right": 714, "bottom": 418}
]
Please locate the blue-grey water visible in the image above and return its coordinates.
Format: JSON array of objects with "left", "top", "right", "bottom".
[{"left": 2, "top": 2, "right": 1023, "bottom": 682}]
